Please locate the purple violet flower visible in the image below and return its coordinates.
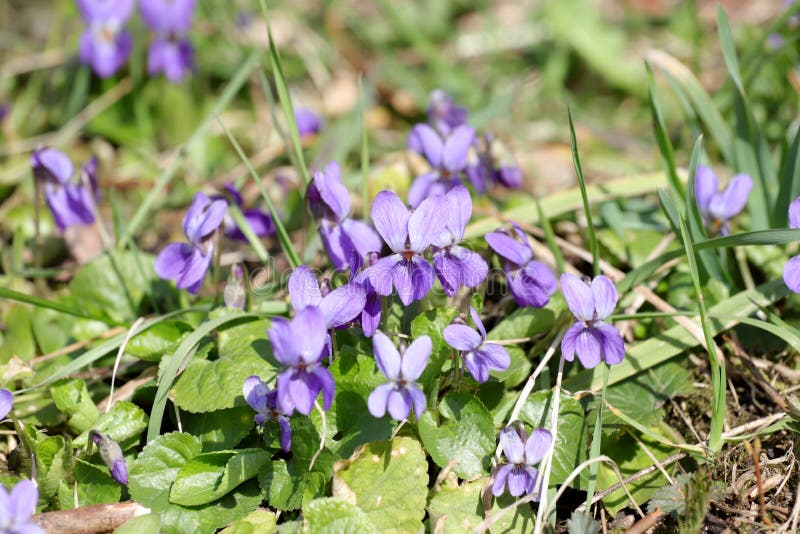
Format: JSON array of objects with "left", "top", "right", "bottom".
[
  {"left": 782, "top": 197, "right": 800, "bottom": 293},
  {"left": 465, "top": 133, "right": 523, "bottom": 192},
  {"left": 31, "top": 148, "right": 98, "bottom": 232},
  {"left": 0, "top": 389, "right": 13, "bottom": 421},
  {"left": 0, "top": 479, "right": 43, "bottom": 534},
  {"left": 351, "top": 251, "right": 382, "bottom": 337},
  {"left": 695, "top": 165, "right": 753, "bottom": 236},
  {"left": 222, "top": 183, "right": 275, "bottom": 242},
  {"left": 426, "top": 89, "right": 468, "bottom": 136},
  {"left": 139, "top": 0, "right": 196, "bottom": 82},
  {"left": 429, "top": 185, "right": 488, "bottom": 296},
  {"left": 288, "top": 265, "right": 366, "bottom": 329},
  {"left": 363, "top": 190, "right": 444, "bottom": 306},
  {"left": 492, "top": 425, "right": 552, "bottom": 499},
  {"left": 560, "top": 273, "right": 625, "bottom": 368},
  {"left": 406, "top": 123, "right": 475, "bottom": 207},
  {"left": 89, "top": 430, "right": 128, "bottom": 485},
  {"left": 243, "top": 376, "right": 292, "bottom": 452},
  {"left": 77, "top": 0, "right": 134, "bottom": 78},
  {"left": 269, "top": 306, "right": 335, "bottom": 415},
  {"left": 484, "top": 225, "right": 557, "bottom": 308},
  {"left": 308, "top": 162, "right": 382, "bottom": 271},
  {"left": 443, "top": 307, "right": 510, "bottom": 383},
  {"left": 295, "top": 108, "right": 323, "bottom": 138},
  {"left": 368, "top": 333, "right": 430, "bottom": 420},
  {"left": 154, "top": 192, "right": 227, "bottom": 294}
]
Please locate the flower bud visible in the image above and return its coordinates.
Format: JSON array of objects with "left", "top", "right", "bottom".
[
  {"left": 224, "top": 264, "right": 246, "bottom": 309},
  {"left": 90, "top": 430, "right": 128, "bottom": 485}
]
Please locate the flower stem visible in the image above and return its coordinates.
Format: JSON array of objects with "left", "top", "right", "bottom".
[{"left": 584, "top": 364, "right": 610, "bottom": 511}]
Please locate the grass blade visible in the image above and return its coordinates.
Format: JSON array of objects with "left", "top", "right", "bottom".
[
  {"left": 717, "top": 6, "right": 746, "bottom": 97},
  {"left": 359, "top": 77, "right": 371, "bottom": 221},
  {"left": 259, "top": 0, "right": 311, "bottom": 186},
  {"left": 646, "top": 50, "right": 734, "bottom": 164},
  {"left": 693, "top": 229, "right": 800, "bottom": 250},
  {"left": 122, "top": 51, "right": 262, "bottom": 248},
  {"left": 227, "top": 203, "right": 269, "bottom": 263},
  {"left": 567, "top": 107, "right": 599, "bottom": 275},
  {"left": 677, "top": 208, "right": 726, "bottom": 453},
  {"left": 0, "top": 287, "right": 119, "bottom": 325},
  {"left": 218, "top": 119, "right": 301, "bottom": 269},
  {"left": 146, "top": 313, "right": 264, "bottom": 442},
  {"left": 646, "top": 62, "right": 685, "bottom": 200}
]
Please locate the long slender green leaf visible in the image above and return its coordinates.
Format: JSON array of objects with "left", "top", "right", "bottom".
[
  {"left": 694, "top": 229, "right": 800, "bottom": 250},
  {"left": 657, "top": 188, "right": 682, "bottom": 237},
  {"left": 122, "top": 52, "right": 262, "bottom": 247},
  {"left": 717, "top": 6, "right": 746, "bottom": 97},
  {"left": 465, "top": 170, "right": 674, "bottom": 239},
  {"left": 146, "top": 313, "right": 264, "bottom": 443},
  {"left": 646, "top": 63, "right": 685, "bottom": 200},
  {"left": 617, "top": 248, "right": 684, "bottom": 295},
  {"left": 647, "top": 50, "right": 734, "bottom": 164},
  {"left": 678, "top": 211, "right": 725, "bottom": 452},
  {"left": 535, "top": 197, "right": 565, "bottom": 274},
  {"left": 359, "top": 77, "right": 371, "bottom": 221},
  {"left": 259, "top": 0, "right": 311, "bottom": 186},
  {"left": 227, "top": 204, "right": 269, "bottom": 264},
  {"left": 23, "top": 308, "right": 206, "bottom": 392},
  {"left": 0, "top": 287, "right": 118, "bottom": 325},
  {"left": 776, "top": 124, "right": 800, "bottom": 224},
  {"left": 218, "top": 121, "right": 301, "bottom": 269},
  {"left": 567, "top": 108, "right": 599, "bottom": 275}
]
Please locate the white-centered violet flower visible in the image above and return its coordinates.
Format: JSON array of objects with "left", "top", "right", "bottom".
[
  {"left": 368, "top": 333, "right": 430, "bottom": 420},
  {"left": 493, "top": 425, "right": 552, "bottom": 499}
]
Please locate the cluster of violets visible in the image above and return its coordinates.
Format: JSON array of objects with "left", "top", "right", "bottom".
[
  {"left": 77, "top": 0, "right": 197, "bottom": 82},
  {"left": 406, "top": 90, "right": 523, "bottom": 207}
]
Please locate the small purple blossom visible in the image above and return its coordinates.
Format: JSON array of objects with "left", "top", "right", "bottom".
[
  {"left": 560, "top": 273, "right": 625, "bottom": 369},
  {"left": 0, "top": 479, "right": 43, "bottom": 534},
  {"left": 782, "top": 197, "right": 800, "bottom": 293},
  {"left": 363, "top": 191, "right": 444, "bottom": 306},
  {"left": 368, "top": 333, "right": 430, "bottom": 420},
  {"left": 77, "top": 0, "right": 134, "bottom": 78},
  {"left": 243, "top": 376, "right": 292, "bottom": 452},
  {"left": 492, "top": 425, "right": 552, "bottom": 499},
  {"left": 426, "top": 89, "right": 468, "bottom": 136},
  {"left": 222, "top": 184, "right": 275, "bottom": 242},
  {"left": 429, "top": 185, "right": 488, "bottom": 296},
  {"left": 154, "top": 192, "right": 227, "bottom": 294},
  {"left": 485, "top": 225, "right": 557, "bottom": 308},
  {"left": 295, "top": 108, "right": 323, "bottom": 138},
  {"left": 269, "top": 306, "right": 335, "bottom": 416},
  {"left": 288, "top": 265, "right": 366, "bottom": 329},
  {"left": 465, "top": 133, "right": 523, "bottom": 192},
  {"left": 140, "top": 0, "right": 196, "bottom": 82},
  {"left": 406, "top": 124, "right": 475, "bottom": 207},
  {"left": 0, "top": 389, "right": 13, "bottom": 420},
  {"left": 351, "top": 251, "right": 382, "bottom": 337},
  {"left": 444, "top": 307, "right": 510, "bottom": 383},
  {"left": 308, "top": 162, "right": 382, "bottom": 271},
  {"left": 89, "top": 430, "right": 128, "bottom": 485},
  {"left": 31, "top": 148, "right": 98, "bottom": 232},
  {"left": 695, "top": 165, "right": 752, "bottom": 236}
]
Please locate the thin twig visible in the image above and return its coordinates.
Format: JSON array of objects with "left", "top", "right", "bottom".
[
  {"left": 578, "top": 453, "right": 687, "bottom": 509},
  {"left": 494, "top": 329, "right": 565, "bottom": 460}
]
